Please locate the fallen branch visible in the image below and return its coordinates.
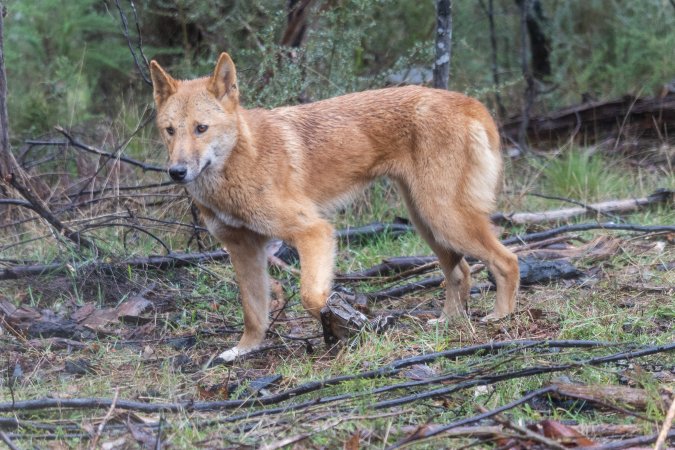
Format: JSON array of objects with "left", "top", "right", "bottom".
[
  {"left": 587, "top": 430, "right": 674, "bottom": 450},
  {"left": 336, "top": 222, "right": 414, "bottom": 245},
  {"left": 502, "top": 222, "right": 675, "bottom": 246},
  {"left": 366, "top": 276, "right": 445, "bottom": 300},
  {"left": 336, "top": 256, "right": 437, "bottom": 280},
  {"left": 0, "top": 431, "right": 19, "bottom": 450},
  {"left": 552, "top": 382, "right": 670, "bottom": 415},
  {"left": 188, "top": 341, "right": 675, "bottom": 426},
  {"left": 0, "top": 250, "right": 230, "bottom": 281},
  {"left": 492, "top": 189, "right": 673, "bottom": 225}
]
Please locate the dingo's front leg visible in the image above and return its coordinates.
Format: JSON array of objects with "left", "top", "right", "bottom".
[
  {"left": 216, "top": 228, "right": 270, "bottom": 362},
  {"left": 291, "top": 220, "right": 336, "bottom": 319}
]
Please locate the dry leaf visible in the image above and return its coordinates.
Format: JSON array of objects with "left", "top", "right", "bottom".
[
  {"left": 344, "top": 430, "right": 360, "bottom": 450},
  {"left": 538, "top": 419, "right": 595, "bottom": 446}
]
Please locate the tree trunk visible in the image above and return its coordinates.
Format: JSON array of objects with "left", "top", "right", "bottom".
[
  {"left": 432, "top": 0, "right": 452, "bottom": 90},
  {"left": 280, "top": 0, "right": 314, "bottom": 48},
  {"left": 517, "top": 0, "right": 535, "bottom": 153},
  {"left": 0, "top": 3, "right": 10, "bottom": 182}
]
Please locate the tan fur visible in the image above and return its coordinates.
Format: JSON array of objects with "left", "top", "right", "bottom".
[{"left": 150, "top": 53, "right": 520, "bottom": 360}]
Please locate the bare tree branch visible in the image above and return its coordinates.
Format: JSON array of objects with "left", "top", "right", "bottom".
[
  {"left": 114, "top": 0, "right": 152, "bottom": 86},
  {"left": 25, "top": 127, "right": 164, "bottom": 173}
]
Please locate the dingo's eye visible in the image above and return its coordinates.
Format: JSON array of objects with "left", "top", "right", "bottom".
[
  {"left": 196, "top": 124, "right": 208, "bottom": 134},
  {"left": 166, "top": 127, "right": 175, "bottom": 136}
]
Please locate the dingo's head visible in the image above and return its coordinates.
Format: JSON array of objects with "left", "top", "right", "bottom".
[{"left": 150, "top": 53, "right": 240, "bottom": 184}]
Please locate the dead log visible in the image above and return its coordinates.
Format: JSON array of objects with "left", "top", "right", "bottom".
[
  {"left": 492, "top": 189, "right": 673, "bottom": 225},
  {"left": 501, "top": 92, "right": 675, "bottom": 146}
]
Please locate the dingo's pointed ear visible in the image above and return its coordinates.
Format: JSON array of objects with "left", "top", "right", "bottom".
[
  {"left": 150, "top": 60, "right": 177, "bottom": 106},
  {"left": 209, "top": 52, "right": 238, "bottom": 101}
]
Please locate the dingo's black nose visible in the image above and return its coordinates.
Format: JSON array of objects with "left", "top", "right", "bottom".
[{"left": 168, "top": 165, "right": 188, "bottom": 181}]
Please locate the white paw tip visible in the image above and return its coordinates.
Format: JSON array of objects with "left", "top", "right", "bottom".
[
  {"left": 217, "top": 347, "right": 241, "bottom": 362},
  {"left": 481, "top": 313, "right": 506, "bottom": 323}
]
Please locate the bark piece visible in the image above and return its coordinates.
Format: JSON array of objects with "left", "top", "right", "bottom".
[
  {"left": 515, "top": 256, "right": 583, "bottom": 286},
  {"left": 321, "top": 292, "right": 369, "bottom": 346},
  {"left": 320, "top": 291, "right": 396, "bottom": 345}
]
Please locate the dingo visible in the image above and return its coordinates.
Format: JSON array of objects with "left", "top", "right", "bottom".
[{"left": 150, "top": 53, "right": 519, "bottom": 361}]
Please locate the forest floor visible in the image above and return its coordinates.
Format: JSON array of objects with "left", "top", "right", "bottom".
[{"left": 1, "top": 146, "right": 674, "bottom": 449}]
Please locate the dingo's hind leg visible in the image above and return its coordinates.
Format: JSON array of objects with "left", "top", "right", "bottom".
[
  {"left": 397, "top": 182, "right": 471, "bottom": 321},
  {"left": 399, "top": 181, "right": 519, "bottom": 321}
]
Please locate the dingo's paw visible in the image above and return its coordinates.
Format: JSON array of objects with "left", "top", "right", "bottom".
[
  {"left": 427, "top": 317, "right": 447, "bottom": 326},
  {"left": 216, "top": 346, "right": 249, "bottom": 362},
  {"left": 480, "top": 312, "right": 509, "bottom": 323}
]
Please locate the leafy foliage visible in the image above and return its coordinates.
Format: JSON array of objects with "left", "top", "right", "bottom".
[
  {"left": 3, "top": 0, "right": 130, "bottom": 136},
  {"left": 3, "top": 0, "right": 674, "bottom": 141}
]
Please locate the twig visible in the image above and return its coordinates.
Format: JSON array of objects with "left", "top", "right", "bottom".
[
  {"left": 0, "top": 198, "right": 37, "bottom": 211},
  {"left": 28, "top": 127, "right": 164, "bottom": 172},
  {"left": 78, "top": 222, "right": 172, "bottom": 255},
  {"left": 654, "top": 392, "right": 675, "bottom": 450},
  {"left": 90, "top": 388, "right": 119, "bottom": 449},
  {"left": 371, "top": 342, "right": 674, "bottom": 410},
  {"left": 114, "top": 0, "right": 152, "bottom": 85},
  {"left": 72, "top": 181, "right": 175, "bottom": 198},
  {"left": 198, "top": 341, "right": 671, "bottom": 426}
]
